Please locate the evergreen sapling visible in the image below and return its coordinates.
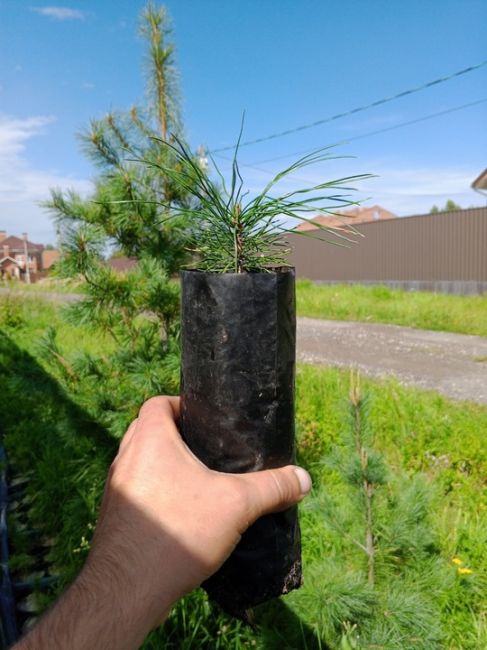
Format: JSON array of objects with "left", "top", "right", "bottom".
[{"left": 296, "top": 371, "right": 450, "bottom": 649}]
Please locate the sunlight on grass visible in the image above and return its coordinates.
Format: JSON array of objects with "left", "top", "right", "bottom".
[
  {"left": 296, "top": 280, "right": 487, "bottom": 337},
  {"left": 1, "top": 296, "right": 486, "bottom": 648}
]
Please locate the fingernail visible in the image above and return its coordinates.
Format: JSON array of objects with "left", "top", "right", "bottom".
[{"left": 294, "top": 467, "right": 312, "bottom": 495}]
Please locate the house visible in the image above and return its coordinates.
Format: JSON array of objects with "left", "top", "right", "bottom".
[
  {"left": 294, "top": 204, "right": 397, "bottom": 232},
  {"left": 0, "top": 230, "right": 59, "bottom": 281},
  {"left": 42, "top": 249, "right": 60, "bottom": 270},
  {"left": 107, "top": 256, "right": 138, "bottom": 273},
  {"left": 472, "top": 168, "right": 487, "bottom": 197}
]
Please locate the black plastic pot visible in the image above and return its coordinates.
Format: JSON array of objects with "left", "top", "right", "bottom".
[{"left": 180, "top": 268, "right": 301, "bottom": 617}]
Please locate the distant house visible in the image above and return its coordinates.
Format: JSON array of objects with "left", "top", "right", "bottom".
[
  {"left": 472, "top": 168, "right": 487, "bottom": 196},
  {"left": 42, "top": 249, "right": 60, "bottom": 270},
  {"left": 294, "top": 204, "right": 397, "bottom": 232},
  {"left": 107, "top": 257, "right": 138, "bottom": 273},
  {"left": 0, "top": 230, "right": 59, "bottom": 281}
]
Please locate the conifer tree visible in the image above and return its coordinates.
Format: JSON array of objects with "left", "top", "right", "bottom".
[
  {"left": 42, "top": 2, "right": 197, "bottom": 436},
  {"left": 293, "top": 371, "right": 451, "bottom": 649}
]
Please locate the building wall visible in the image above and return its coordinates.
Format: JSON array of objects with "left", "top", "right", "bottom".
[
  {"left": 287, "top": 207, "right": 487, "bottom": 293},
  {"left": 42, "top": 249, "right": 60, "bottom": 270}
]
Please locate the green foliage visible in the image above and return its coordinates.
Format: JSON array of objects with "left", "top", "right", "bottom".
[
  {"left": 140, "top": 130, "right": 371, "bottom": 272},
  {"left": 430, "top": 199, "right": 462, "bottom": 214},
  {"left": 0, "top": 329, "right": 114, "bottom": 591},
  {"left": 3, "top": 297, "right": 487, "bottom": 648},
  {"left": 139, "top": 2, "right": 181, "bottom": 138},
  {"left": 294, "top": 364, "right": 487, "bottom": 649},
  {"left": 296, "top": 280, "right": 487, "bottom": 336},
  {"left": 290, "top": 372, "right": 449, "bottom": 648},
  {"left": 0, "top": 293, "right": 25, "bottom": 329},
  {"left": 40, "top": 3, "right": 195, "bottom": 436}
]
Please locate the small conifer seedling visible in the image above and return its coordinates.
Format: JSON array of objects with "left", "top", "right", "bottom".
[{"left": 145, "top": 129, "right": 370, "bottom": 618}]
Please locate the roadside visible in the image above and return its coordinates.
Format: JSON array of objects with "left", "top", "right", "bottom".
[
  {"left": 297, "top": 317, "right": 487, "bottom": 404},
  {"left": 2, "top": 288, "right": 486, "bottom": 404},
  {"left": 0, "top": 287, "right": 81, "bottom": 303},
  {"left": 296, "top": 281, "right": 487, "bottom": 337}
]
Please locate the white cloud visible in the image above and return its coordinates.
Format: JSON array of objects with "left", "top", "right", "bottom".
[
  {"left": 33, "top": 6, "right": 85, "bottom": 21},
  {"left": 0, "top": 114, "right": 92, "bottom": 244},
  {"left": 358, "top": 164, "right": 482, "bottom": 215},
  {"left": 213, "top": 156, "right": 482, "bottom": 218}
]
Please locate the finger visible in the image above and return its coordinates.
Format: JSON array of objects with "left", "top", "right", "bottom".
[
  {"left": 138, "top": 395, "right": 180, "bottom": 422},
  {"left": 137, "top": 396, "right": 181, "bottom": 437},
  {"left": 133, "top": 396, "right": 188, "bottom": 458},
  {"left": 240, "top": 465, "right": 312, "bottom": 523},
  {"left": 166, "top": 395, "right": 180, "bottom": 420},
  {"left": 118, "top": 418, "right": 138, "bottom": 454}
]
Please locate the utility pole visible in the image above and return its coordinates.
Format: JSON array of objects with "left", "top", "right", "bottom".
[{"left": 22, "top": 232, "right": 31, "bottom": 284}]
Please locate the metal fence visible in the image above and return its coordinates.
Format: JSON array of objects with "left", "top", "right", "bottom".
[{"left": 287, "top": 207, "right": 487, "bottom": 294}]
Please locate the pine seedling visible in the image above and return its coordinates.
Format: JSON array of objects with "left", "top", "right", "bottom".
[
  {"left": 140, "top": 124, "right": 373, "bottom": 273},
  {"left": 299, "top": 370, "right": 449, "bottom": 649}
]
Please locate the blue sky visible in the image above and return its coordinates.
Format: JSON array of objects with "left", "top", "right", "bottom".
[{"left": 1, "top": 0, "right": 486, "bottom": 243}]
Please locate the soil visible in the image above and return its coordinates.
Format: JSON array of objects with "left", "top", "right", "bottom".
[{"left": 297, "top": 317, "right": 487, "bottom": 405}]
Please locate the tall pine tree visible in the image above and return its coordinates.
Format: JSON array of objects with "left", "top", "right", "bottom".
[{"left": 42, "top": 2, "right": 198, "bottom": 436}]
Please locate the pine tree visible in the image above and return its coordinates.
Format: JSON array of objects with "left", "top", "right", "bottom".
[
  {"left": 42, "top": 2, "right": 198, "bottom": 436},
  {"left": 293, "top": 371, "right": 451, "bottom": 649}
]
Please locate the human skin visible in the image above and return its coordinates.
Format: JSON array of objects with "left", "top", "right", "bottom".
[{"left": 14, "top": 396, "right": 312, "bottom": 650}]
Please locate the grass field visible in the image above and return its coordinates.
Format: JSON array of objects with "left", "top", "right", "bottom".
[
  {"left": 296, "top": 280, "right": 487, "bottom": 337},
  {"left": 5, "top": 276, "right": 487, "bottom": 336},
  {"left": 1, "top": 295, "right": 486, "bottom": 648},
  {"left": 0, "top": 277, "right": 84, "bottom": 293}
]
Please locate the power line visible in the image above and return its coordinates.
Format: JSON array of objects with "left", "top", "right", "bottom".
[
  {"left": 209, "top": 60, "right": 487, "bottom": 153},
  {"left": 214, "top": 98, "right": 487, "bottom": 173}
]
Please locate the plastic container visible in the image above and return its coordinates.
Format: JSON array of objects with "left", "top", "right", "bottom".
[{"left": 180, "top": 268, "right": 301, "bottom": 617}]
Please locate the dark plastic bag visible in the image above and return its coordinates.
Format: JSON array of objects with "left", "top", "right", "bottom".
[{"left": 180, "top": 268, "right": 301, "bottom": 617}]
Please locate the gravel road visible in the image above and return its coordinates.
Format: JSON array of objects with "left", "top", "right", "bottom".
[{"left": 297, "top": 317, "right": 487, "bottom": 404}]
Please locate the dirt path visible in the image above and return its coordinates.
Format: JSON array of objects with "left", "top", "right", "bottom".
[{"left": 297, "top": 317, "right": 487, "bottom": 404}]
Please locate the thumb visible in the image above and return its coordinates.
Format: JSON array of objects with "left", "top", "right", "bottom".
[{"left": 239, "top": 465, "right": 312, "bottom": 523}]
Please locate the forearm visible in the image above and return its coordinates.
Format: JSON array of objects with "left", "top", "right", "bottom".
[{"left": 14, "top": 560, "right": 172, "bottom": 650}]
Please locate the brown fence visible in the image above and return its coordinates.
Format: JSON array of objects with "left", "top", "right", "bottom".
[{"left": 287, "top": 207, "right": 487, "bottom": 294}]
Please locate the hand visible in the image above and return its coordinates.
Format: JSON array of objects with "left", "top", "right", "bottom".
[{"left": 16, "top": 396, "right": 311, "bottom": 650}]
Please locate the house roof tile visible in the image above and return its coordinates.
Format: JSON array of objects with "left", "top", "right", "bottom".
[
  {"left": 295, "top": 205, "right": 397, "bottom": 232},
  {"left": 2, "top": 235, "right": 44, "bottom": 252},
  {"left": 108, "top": 257, "right": 138, "bottom": 272}
]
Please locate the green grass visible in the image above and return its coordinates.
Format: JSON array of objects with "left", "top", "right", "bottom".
[
  {"left": 293, "top": 365, "right": 487, "bottom": 649},
  {"left": 1, "top": 276, "right": 84, "bottom": 294},
  {"left": 0, "top": 293, "right": 112, "bottom": 357},
  {"left": 296, "top": 280, "right": 487, "bottom": 337},
  {"left": 1, "top": 295, "right": 486, "bottom": 648},
  {"left": 8, "top": 278, "right": 487, "bottom": 337}
]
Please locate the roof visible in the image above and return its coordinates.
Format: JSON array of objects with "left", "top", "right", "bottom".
[
  {"left": 0, "top": 256, "right": 21, "bottom": 266},
  {"left": 108, "top": 257, "right": 138, "bottom": 272},
  {"left": 472, "top": 168, "right": 487, "bottom": 190},
  {"left": 295, "top": 205, "right": 397, "bottom": 232},
  {"left": 1, "top": 235, "right": 44, "bottom": 252}
]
